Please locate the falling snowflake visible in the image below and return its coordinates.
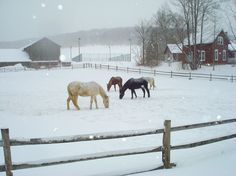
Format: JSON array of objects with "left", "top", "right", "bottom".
[
  {"left": 59, "top": 54, "right": 66, "bottom": 62},
  {"left": 122, "top": 138, "right": 127, "bottom": 142},
  {"left": 53, "top": 128, "right": 58, "bottom": 132},
  {"left": 41, "top": 3, "right": 46, "bottom": 8},
  {"left": 32, "top": 15, "right": 37, "bottom": 19},
  {"left": 216, "top": 115, "right": 221, "bottom": 120},
  {"left": 57, "top": 4, "right": 63, "bottom": 10},
  {"left": 89, "top": 135, "right": 94, "bottom": 139}
]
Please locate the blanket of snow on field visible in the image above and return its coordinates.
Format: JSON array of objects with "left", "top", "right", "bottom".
[{"left": 0, "top": 65, "right": 236, "bottom": 176}]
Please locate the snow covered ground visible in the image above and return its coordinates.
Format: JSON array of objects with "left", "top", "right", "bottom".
[{"left": 0, "top": 63, "right": 236, "bottom": 176}]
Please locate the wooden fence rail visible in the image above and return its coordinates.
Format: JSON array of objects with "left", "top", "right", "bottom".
[
  {"left": 82, "top": 63, "right": 236, "bottom": 82},
  {"left": 1, "top": 118, "right": 236, "bottom": 176},
  {"left": 1, "top": 63, "right": 235, "bottom": 82}
]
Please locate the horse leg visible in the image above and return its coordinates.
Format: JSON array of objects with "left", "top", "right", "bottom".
[
  {"left": 119, "top": 83, "right": 122, "bottom": 91},
  {"left": 72, "top": 96, "right": 80, "bottom": 110},
  {"left": 131, "top": 89, "right": 134, "bottom": 99},
  {"left": 141, "top": 87, "right": 145, "bottom": 98},
  {"left": 94, "top": 96, "right": 98, "bottom": 109},
  {"left": 144, "top": 84, "right": 150, "bottom": 98},
  {"left": 114, "top": 84, "right": 116, "bottom": 91},
  {"left": 67, "top": 97, "right": 71, "bottom": 110},
  {"left": 134, "top": 90, "right": 137, "bottom": 98},
  {"left": 90, "top": 96, "right": 93, "bottom": 109},
  {"left": 132, "top": 89, "right": 137, "bottom": 98}
]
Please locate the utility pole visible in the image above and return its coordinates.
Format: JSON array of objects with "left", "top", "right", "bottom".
[
  {"left": 78, "top": 38, "right": 81, "bottom": 59},
  {"left": 109, "top": 45, "right": 111, "bottom": 61},
  {"left": 213, "top": 16, "right": 216, "bottom": 71},
  {"left": 70, "top": 46, "right": 72, "bottom": 60},
  {"left": 129, "top": 38, "right": 132, "bottom": 61}
]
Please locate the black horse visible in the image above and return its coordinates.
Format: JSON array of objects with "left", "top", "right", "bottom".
[{"left": 119, "top": 78, "right": 150, "bottom": 99}]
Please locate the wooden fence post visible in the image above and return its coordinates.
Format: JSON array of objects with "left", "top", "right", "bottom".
[
  {"left": 210, "top": 73, "right": 212, "bottom": 81},
  {"left": 171, "top": 71, "right": 173, "bottom": 78},
  {"left": 162, "top": 120, "right": 171, "bottom": 169},
  {"left": 1, "top": 129, "right": 13, "bottom": 176}
]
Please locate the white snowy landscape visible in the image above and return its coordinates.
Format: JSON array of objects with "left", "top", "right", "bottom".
[
  {"left": 0, "top": 0, "right": 236, "bottom": 175},
  {"left": 0, "top": 59, "right": 236, "bottom": 176}
]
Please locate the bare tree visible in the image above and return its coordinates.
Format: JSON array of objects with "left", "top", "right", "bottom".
[
  {"left": 175, "top": 0, "right": 219, "bottom": 69},
  {"left": 225, "top": 0, "right": 236, "bottom": 40},
  {"left": 199, "top": 0, "right": 219, "bottom": 43},
  {"left": 135, "top": 20, "right": 151, "bottom": 65}
]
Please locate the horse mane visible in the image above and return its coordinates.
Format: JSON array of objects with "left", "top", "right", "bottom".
[
  {"left": 120, "top": 78, "right": 132, "bottom": 93},
  {"left": 99, "top": 84, "right": 108, "bottom": 98}
]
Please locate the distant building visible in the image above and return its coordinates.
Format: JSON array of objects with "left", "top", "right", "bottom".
[
  {"left": 23, "top": 37, "right": 60, "bottom": 61},
  {"left": 72, "top": 54, "right": 82, "bottom": 62},
  {"left": 228, "top": 41, "right": 236, "bottom": 64},
  {"left": 0, "top": 49, "right": 30, "bottom": 67},
  {"left": 164, "top": 44, "right": 184, "bottom": 62},
  {"left": 0, "top": 37, "right": 66, "bottom": 68},
  {"left": 183, "top": 30, "right": 230, "bottom": 65}
]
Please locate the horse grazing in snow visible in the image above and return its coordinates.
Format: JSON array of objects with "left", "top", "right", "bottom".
[
  {"left": 107, "top": 76, "right": 123, "bottom": 91},
  {"left": 141, "top": 77, "right": 156, "bottom": 90},
  {"left": 67, "top": 81, "right": 109, "bottom": 110},
  {"left": 119, "top": 78, "right": 150, "bottom": 99}
]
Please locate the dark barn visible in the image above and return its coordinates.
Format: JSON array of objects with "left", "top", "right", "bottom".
[{"left": 23, "top": 37, "right": 61, "bottom": 68}]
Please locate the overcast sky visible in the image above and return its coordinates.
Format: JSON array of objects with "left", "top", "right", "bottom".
[{"left": 0, "top": 0, "right": 171, "bottom": 41}]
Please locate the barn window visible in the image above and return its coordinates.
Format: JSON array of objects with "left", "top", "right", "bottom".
[
  {"left": 217, "top": 36, "right": 224, "bottom": 45},
  {"left": 214, "top": 49, "right": 218, "bottom": 61},
  {"left": 200, "top": 50, "right": 205, "bottom": 61},
  {"left": 222, "top": 50, "right": 227, "bottom": 61}
]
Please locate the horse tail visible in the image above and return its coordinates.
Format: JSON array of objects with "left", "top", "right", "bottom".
[
  {"left": 67, "top": 84, "right": 73, "bottom": 98},
  {"left": 153, "top": 79, "right": 156, "bottom": 88}
]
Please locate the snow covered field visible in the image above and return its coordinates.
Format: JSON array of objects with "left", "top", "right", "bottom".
[{"left": 0, "top": 64, "right": 236, "bottom": 176}]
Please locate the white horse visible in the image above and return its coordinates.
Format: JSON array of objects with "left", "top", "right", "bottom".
[
  {"left": 141, "top": 77, "right": 156, "bottom": 90},
  {"left": 67, "top": 81, "right": 109, "bottom": 110}
]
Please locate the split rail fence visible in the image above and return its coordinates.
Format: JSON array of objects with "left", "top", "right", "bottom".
[
  {"left": 1, "top": 118, "right": 236, "bottom": 176},
  {"left": 74, "top": 63, "right": 236, "bottom": 82},
  {"left": 1, "top": 63, "right": 235, "bottom": 82}
]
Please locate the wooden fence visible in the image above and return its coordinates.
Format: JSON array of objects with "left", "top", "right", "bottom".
[
  {"left": 1, "top": 118, "right": 236, "bottom": 176},
  {"left": 78, "top": 63, "right": 236, "bottom": 82},
  {"left": 1, "top": 62, "right": 235, "bottom": 82}
]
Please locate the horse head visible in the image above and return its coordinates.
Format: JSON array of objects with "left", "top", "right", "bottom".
[
  {"left": 107, "top": 83, "right": 110, "bottom": 91},
  {"left": 119, "top": 89, "right": 125, "bottom": 99}
]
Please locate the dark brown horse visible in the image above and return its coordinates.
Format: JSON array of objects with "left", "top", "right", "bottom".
[
  {"left": 119, "top": 78, "right": 150, "bottom": 99},
  {"left": 107, "top": 76, "right": 123, "bottom": 91}
]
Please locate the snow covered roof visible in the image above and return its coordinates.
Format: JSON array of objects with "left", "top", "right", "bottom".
[
  {"left": 0, "top": 49, "right": 30, "bottom": 62},
  {"left": 229, "top": 41, "right": 236, "bottom": 51},
  {"left": 166, "top": 44, "right": 182, "bottom": 54},
  {"left": 21, "top": 37, "right": 60, "bottom": 50}
]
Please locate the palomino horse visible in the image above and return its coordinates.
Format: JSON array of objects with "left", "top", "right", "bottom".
[
  {"left": 67, "top": 81, "right": 109, "bottom": 110},
  {"left": 119, "top": 78, "right": 150, "bottom": 99},
  {"left": 141, "top": 77, "right": 156, "bottom": 90},
  {"left": 107, "top": 76, "right": 123, "bottom": 91}
]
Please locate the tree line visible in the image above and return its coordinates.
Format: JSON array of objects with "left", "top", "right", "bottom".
[{"left": 135, "top": 0, "right": 235, "bottom": 69}]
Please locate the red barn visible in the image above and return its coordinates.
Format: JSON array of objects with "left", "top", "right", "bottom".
[{"left": 183, "top": 30, "right": 230, "bottom": 65}]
